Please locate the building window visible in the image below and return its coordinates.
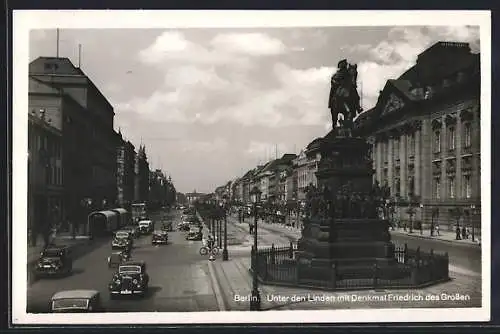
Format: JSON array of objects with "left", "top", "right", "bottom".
[
  {"left": 464, "top": 123, "right": 471, "bottom": 148},
  {"left": 463, "top": 174, "right": 472, "bottom": 199},
  {"left": 448, "top": 176, "right": 455, "bottom": 199},
  {"left": 434, "top": 177, "right": 441, "bottom": 199},
  {"left": 433, "top": 131, "right": 441, "bottom": 153},
  {"left": 448, "top": 127, "right": 456, "bottom": 150}
]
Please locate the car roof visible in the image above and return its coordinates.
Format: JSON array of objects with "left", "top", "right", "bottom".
[
  {"left": 138, "top": 220, "right": 152, "bottom": 223},
  {"left": 44, "top": 245, "right": 68, "bottom": 251},
  {"left": 52, "top": 289, "right": 99, "bottom": 300},
  {"left": 121, "top": 260, "right": 145, "bottom": 266}
]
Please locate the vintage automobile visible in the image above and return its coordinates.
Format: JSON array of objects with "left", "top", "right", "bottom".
[
  {"left": 108, "top": 261, "right": 149, "bottom": 298},
  {"left": 151, "top": 230, "right": 169, "bottom": 245},
  {"left": 161, "top": 221, "right": 173, "bottom": 232},
  {"left": 115, "top": 230, "right": 134, "bottom": 244},
  {"left": 107, "top": 250, "right": 131, "bottom": 268},
  {"left": 138, "top": 220, "right": 154, "bottom": 235},
  {"left": 186, "top": 230, "right": 203, "bottom": 241},
  {"left": 111, "top": 232, "right": 132, "bottom": 250},
  {"left": 121, "top": 226, "right": 138, "bottom": 239},
  {"left": 34, "top": 245, "right": 73, "bottom": 278},
  {"left": 50, "top": 290, "right": 103, "bottom": 313}
]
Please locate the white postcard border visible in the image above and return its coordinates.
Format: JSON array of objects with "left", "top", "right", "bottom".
[{"left": 12, "top": 9, "right": 492, "bottom": 324}]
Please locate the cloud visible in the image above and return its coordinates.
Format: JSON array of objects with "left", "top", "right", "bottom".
[
  {"left": 245, "top": 141, "right": 291, "bottom": 158},
  {"left": 210, "top": 32, "right": 287, "bottom": 56},
  {"left": 352, "top": 25, "right": 481, "bottom": 109},
  {"left": 178, "top": 137, "right": 228, "bottom": 153}
]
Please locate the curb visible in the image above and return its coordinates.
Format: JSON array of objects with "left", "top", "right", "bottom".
[
  {"left": 390, "top": 231, "right": 481, "bottom": 248},
  {"left": 207, "top": 260, "right": 227, "bottom": 311}
]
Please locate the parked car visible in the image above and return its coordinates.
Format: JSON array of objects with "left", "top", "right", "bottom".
[
  {"left": 178, "top": 221, "right": 190, "bottom": 231},
  {"left": 50, "top": 290, "right": 103, "bottom": 313},
  {"left": 138, "top": 220, "right": 154, "bottom": 235},
  {"left": 108, "top": 261, "right": 149, "bottom": 298},
  {"left": 107, "top": 250, "right": 130, "bottom": 268},
  {"left": 34, "top": 245, "right": 73, "bottom": 278},
  {"left": 151, "top": 230, "right": 169, "bottom": 245},
  {"left": 186, "top": 230, "right": 203, "bottom": 241}
]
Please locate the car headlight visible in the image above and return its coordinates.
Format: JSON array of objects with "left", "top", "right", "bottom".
[
  {"left": 132, "top": 279, "right": 138, "bottom": 284},
  {"left": 115, "top": 279, "right": 121, "bottom": 285}
]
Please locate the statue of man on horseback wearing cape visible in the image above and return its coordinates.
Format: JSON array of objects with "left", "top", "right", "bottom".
[{"left": 328, "top": 59, "right": 363, "bottom": 135}]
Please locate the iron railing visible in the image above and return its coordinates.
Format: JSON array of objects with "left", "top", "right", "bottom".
[{"left": 252, "top": 242, "right": 449, "bottom": 290}]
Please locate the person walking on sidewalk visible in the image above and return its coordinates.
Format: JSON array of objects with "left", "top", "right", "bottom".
[
  {"left": 435, "top": 224, "right": 440, "bottom": 236},
  {"left": 456, "top": 225, "right": 462, "bottom": 240},
  {"left": 462, "top": 225, "right": 467, "bottom": 240}
]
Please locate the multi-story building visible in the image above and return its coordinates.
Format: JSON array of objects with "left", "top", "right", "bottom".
[
  {"left": 28, "top": 110, "right": 64, "bottom": 240},
  {"left": 294, "top": 150, "right": 309, "bottom": 201},
  {"left": 29, "top": 57, "right": 121, "bottom": 215},
  {"left": 355, "top": 41, "right": 481, "bottom": 231},
  {"left": 134, "top": 145, "right": 150, "bottom": 203},
  {"left": 116, "top": 131, "right": 136, "bottom": 209}
]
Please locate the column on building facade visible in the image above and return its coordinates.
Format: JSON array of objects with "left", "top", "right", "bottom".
[
  {"left": 387, "top": 135, "right": 393, "bottom": 191},
  {"left": 472, "top": 104, "right": 481, "bottom": 200},
  {"left": 376, "top": 139, "right": 382, "bottom": 183},
  {"left": 440, "top": 115, "right": 447, "bottom": 199},
  {"left": 399, "top": 131, "right": 407, "bottom": 197},
  {"left": 421, "top": 119, "right": 431, "bottom": 202},
  {"left": 455, "top": 112, "right": 462, "bottom": 198},
  {"left": 414, "top": 121, "right": 422, "bottom": 197}
]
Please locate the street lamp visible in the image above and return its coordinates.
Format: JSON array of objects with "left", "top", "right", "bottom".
[
  {"left": 222, "top": 194, "right": 229, "bottom": 261},
  {"left": 249, "top": 186, "right": 262, "bottom": 311},
  {"left": 470, "top": 204, "right": 476, "bottom": 242}
]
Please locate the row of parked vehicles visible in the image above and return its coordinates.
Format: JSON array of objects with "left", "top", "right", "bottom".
[{"left": 41, "top": 212, "right": 175, "bottom": 312}]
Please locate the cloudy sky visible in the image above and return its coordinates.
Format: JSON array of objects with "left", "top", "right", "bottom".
[{"left": 29, "top": 25, "right": 480, "bottom": 194}]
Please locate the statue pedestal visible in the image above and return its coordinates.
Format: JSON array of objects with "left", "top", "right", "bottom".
[{"left": 296, "top": 130, "right": 400, "bottom": 280}]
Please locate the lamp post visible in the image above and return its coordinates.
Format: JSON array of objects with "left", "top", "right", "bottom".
[
  {"left": 222, "top": 194, "right": 229, "bottom": 261},
  {"left": 470, "top": 204, "right": 476, "bottom": 242},
  {"left": 249, "top": 186, "right": 262, "bottom": 311}
]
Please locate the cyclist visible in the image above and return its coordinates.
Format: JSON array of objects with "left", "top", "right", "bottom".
[{"left": 207, "top": 234, "right": 215, "bottom": 250}]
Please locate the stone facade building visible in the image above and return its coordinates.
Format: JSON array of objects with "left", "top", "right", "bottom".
[
  {"left": 355, "top": 41, "right": 481, "bottom": 232},
  {"left": 28, "top": 110, "right": 64, "bottom": 240},
  {"left": 116, "top": 131, "right": 136, "bottom": 209},
  {"left": 29, "top": 57, "right": 121, "bottom": 221}
]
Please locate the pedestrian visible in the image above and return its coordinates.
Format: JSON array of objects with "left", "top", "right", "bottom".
[
  {"left": 435, "top": 224, "right": 440, "bottom": 236},
  {"left": 466, "top": 226, "right": 471, "bottom": 239},
  {"left": 419, "top": 221, "right": 423, "bottom": 235},
  {"left": 455, "top": 226, "right": 461, "bottom": 240},
  {"left": 462, "top": 225, "right": 467, "bottom": 240}
]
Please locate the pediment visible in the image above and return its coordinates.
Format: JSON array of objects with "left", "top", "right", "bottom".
[{"left": 382, "top": 93, "right": 405, "bottom": 116}]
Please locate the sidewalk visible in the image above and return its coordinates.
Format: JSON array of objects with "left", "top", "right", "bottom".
[
  {"left": 233, "top": 214, "right": 481, "bottom": 248},
  {"left": 390, "top": 228, "right": 481, "bottom": 247},
  {"left": 209, "top": 255, "right": 481, "bottom": 310}
]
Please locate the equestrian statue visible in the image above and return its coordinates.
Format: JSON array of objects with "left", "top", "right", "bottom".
[{"left": 328, "top": 59, "right": 363, "bottom": 135}]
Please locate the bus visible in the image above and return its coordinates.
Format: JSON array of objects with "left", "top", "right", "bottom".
[{"left": 131, "top": 203, "right": 147, "bottom": 223}]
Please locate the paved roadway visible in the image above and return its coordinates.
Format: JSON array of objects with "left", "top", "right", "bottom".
[{"left": 27, "top": 209, "right": 219, "bottom": 313}]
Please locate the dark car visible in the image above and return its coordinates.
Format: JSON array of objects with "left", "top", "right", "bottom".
[
  {"left": 121, "top": 226, "right": 138, "bottom": 239},
  {"left": 109, "top": 261, "right": 149, "bottom": 298},
  {"left": 186, "top": 231, "right": 203, "bottom": 241},
  {"left": 161, "top": 222, "right": 173, "bottom": 232},
  {"left": 34, "top": 245, "right": 73, "bottom": 278},
  {"left": 51, "top": 290, "right": 103, "bottom": 313},
  {"left": 111, "top": 232, "right": 132, "bottom": 251},
  {"left": 151, "top": 230, "right": 168, "bottom": 245},
  {"left": 107, "top": 250, "right": 130, "bottom": 268}
]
